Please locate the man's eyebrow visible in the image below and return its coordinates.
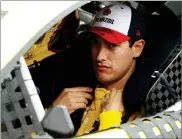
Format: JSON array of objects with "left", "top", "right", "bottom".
[{"left": 104, "top": 40, "right": 118, "bottom": 46}]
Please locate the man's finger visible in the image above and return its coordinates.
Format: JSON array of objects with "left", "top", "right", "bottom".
[
  {"left": 71, "top": 92, "right": 93, "bottom": 100},
  {"left": 72, "top": 97, "right": 88, "bottom": 105},
  {"left": 63, "top": 87, "right": 93, "bottom": 93},
  {"left": 105, "top": 94, "right": 110, "bottom": 100},
  {"left": 73, "top": 103, "right": 87, "bottom": 110},
  {"left": 110, "top": 88, "right": 117, "bottom": 97},
  {"left": 102, "top": 94, "right": 109, "bottom": 104},
  {"left": 84, "top": 92, "right": 94, "bottom": 100}
]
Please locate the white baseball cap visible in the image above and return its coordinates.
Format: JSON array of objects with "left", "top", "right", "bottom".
[{"left": 88, "top": 4, "right": 145, "bottom": 44}]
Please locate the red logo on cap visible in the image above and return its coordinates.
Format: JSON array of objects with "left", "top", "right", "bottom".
[
  {"left": 136, "top": 30, "right": 141, "bottom": 37},
  {"left": 103, "top": 9, "right": 111, "bottom": 16}
]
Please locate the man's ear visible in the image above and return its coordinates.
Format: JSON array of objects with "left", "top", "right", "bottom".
[{"left": 131, "top": 39, "right": 145, "bottom": 58}]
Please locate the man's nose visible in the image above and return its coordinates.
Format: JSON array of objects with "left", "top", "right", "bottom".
[{"left": 97, "top": 45, "right": 107, "bottom": 61}]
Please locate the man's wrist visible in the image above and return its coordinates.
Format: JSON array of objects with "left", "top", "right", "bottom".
[{"left": 102, "top": 107, "right": 124, "bottom": 113}]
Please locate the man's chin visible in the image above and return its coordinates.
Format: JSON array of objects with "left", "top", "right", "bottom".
[{"left": 96, "top": 75, "right": 113, "bottom": 85}]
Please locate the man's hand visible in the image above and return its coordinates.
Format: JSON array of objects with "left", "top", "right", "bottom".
[
  {"left": 101, "top": 88, "right": 124, "bottom": 113},
  {"left": 53, "top": 87, "right": 93, "bottom": 114}
]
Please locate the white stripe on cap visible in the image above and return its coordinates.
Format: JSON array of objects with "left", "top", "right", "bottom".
[{"left": 92, "top": 4, "right": 132, "bottom": 36}]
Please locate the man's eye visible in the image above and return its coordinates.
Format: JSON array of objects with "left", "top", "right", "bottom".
[
  {"left": 90, "top": 39, "right": 99, "bottom": 46},
  {"left": 109, "top": 44, "right": 117, "bottom": 48},
  {"left": 106, "top": 41, "right": 118, "bottom": 48}
]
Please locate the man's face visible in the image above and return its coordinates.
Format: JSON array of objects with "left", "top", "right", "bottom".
[{"left": 90, "top": 35, "right": 135, "bottom": 85}]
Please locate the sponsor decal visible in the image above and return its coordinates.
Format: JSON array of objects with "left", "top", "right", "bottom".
[
  {"left": 103, "top": 9, "right": 111, "bottom": 16},
  {"left": 95, "top": 17, "right": 114, "bottom": 24}
]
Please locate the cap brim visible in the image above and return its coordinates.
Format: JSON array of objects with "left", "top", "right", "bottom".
[{"left": 89, "top": 27, "right": 130, "bottom": 44}]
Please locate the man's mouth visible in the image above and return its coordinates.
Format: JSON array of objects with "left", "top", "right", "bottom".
[{"left": 96, "top": 63, "right": 111, "bottom": 71}]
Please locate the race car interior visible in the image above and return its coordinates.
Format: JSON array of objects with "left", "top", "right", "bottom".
[
  {"left": 1, "top": 1, "right": 181, "bottom": 139},
  {"left": 29, "top": 1, "right": 181, "bottom": 115},
  {"left": 29, "top": 0, "right": 181, "bottom": 136}
]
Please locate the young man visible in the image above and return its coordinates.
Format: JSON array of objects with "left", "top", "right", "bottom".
[{"left": 52, "top": 4, "right": 146, "bottom": 135}]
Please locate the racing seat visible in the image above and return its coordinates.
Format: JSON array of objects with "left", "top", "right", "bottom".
[
  {"left": 145, "top": 45, "right": 182, "bottom": 116},
  {"left": 142, "top": 14, "right": 182, "bottom": 116}
]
